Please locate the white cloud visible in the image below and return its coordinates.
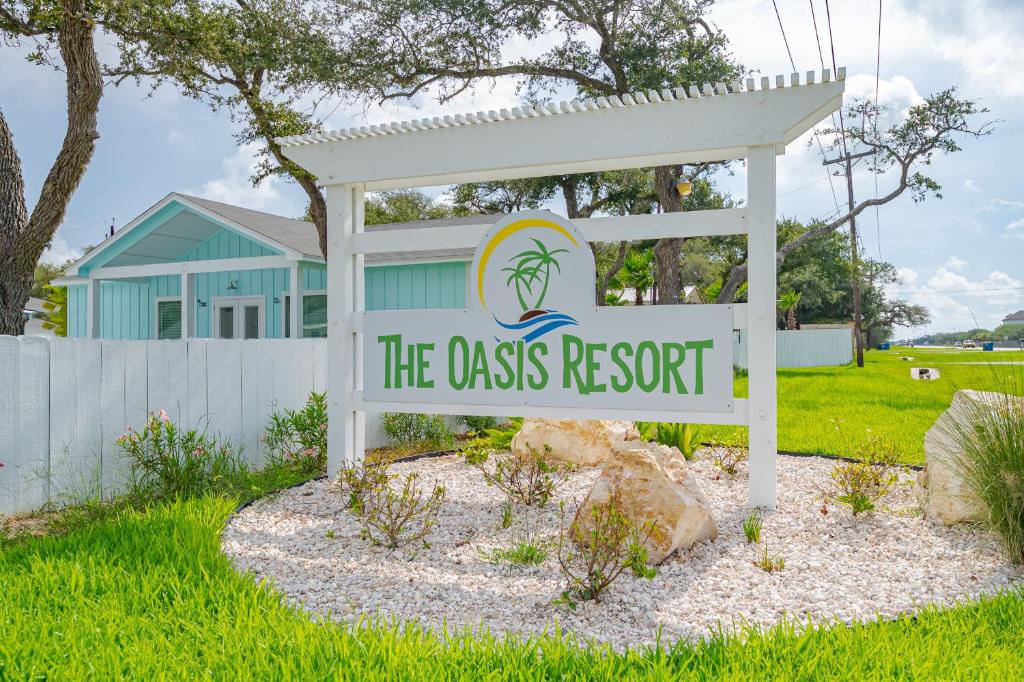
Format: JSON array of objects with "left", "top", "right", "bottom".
[
  {"left": 188, "top": 143, "right": 284, "bottom": 211},
  {"left": 896, "top": 266, "right": 918, "bottom": 285},
  {"left": 983, "top": 198, "right": 1024, "bottom": 212},
  {"left": 888, "top": 262, "right": 1024, "bottom": 332},
  {"left": 944, "top": 256, "right": 968, "bottom": 271},
  {"left": 962, "top": 178, "right": 980, "bottom": 193},
  {"left": 1007, "top": 218, "right": 1024, "bottom": 239},
  {"left": 40, "top": 235, "right": 82, "bottom": 266}
]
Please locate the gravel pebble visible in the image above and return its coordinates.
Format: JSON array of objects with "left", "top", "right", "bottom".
[{"left": 222, "top": 452, "right": 1023, "bottom": 651}]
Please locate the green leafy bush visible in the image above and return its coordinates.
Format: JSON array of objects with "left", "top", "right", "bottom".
[
  {"left": 742, "top": 509, "right": 763, "bottom": 544},
  {"left": 338, "top": 459, "right": 391, "bottom": 515},
  {"left": 464, "top": 441, "right": 574, "bottom": 507},
  {"left": 381, "top": 412, "right": 454, "bottom": 450},
  {"left": 263, "top": 392, "right": 327, "bottom": 474},
  {"left": 481, "top": 417, "right": 524, "bottom": 450},
  {"left": 360, "top": 472, "right": 446, "bottom": 549},
  {"left": 117, "top": 411, "right": 247, "bottom": 502},
  {"left": 942, "top": 391, "right": 1024, "bottom": 564},
  {"left": 824, "top": 420, "right": 900, "bottom": 516},
  {"left": 458, "top": 415, "right": 503, "bottom": 434},
  {"left": 555, "top": 494, "right": 657, "bottom": 608},
  {"left": 636, "top": 421, "right": 702, "bottom": 459}
]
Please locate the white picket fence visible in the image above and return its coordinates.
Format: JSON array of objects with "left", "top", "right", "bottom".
[
  {"left": 0, "top": 337, "right": 329, "bottom": 515},
  {"left": 733, "top": 328, "right": 853, "bottom": 369}
]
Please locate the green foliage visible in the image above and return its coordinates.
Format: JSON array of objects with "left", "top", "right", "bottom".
[
  {"left": 364, "top": 189, "right": 463, "bottom": 225},
  {"left": 481, "top": 417, "right": 523, "bottom": 451},
  {"left": 823, "top": 420, "right": 901, "bottom": 516},
  {"left": 754, "top": 542, "right": 785, "bottom": 573},
  {"left": 617, "top": 249, "right": 654, "bottom": 305},
  {"left": 635, "top": 421, "right": 702, "bottom": 460},
  {"left": 458, "top": 414, "right": 503, "bottom": 434},
  {"left": 360, "top": 472, "right": 446, "bottom": 549},
  {"left": 742, "top": 510, "right": 763, "bottom": 545},
  {"left": 942, "top": 388, "right": 1024, "bottom": 563},
  {"left": 555, "top": 496, "right": 657, "bottom": 608},
  {"left": 381, "top": 412, "right": 453, "bottom": 450},
  {"left": 263, "top": 392, "right": 327, "bottom": 474},
  {"left": 116, "top": 411, "right": 248, "bottom": 502},
  {"left": 338, "top": 460, "right": 391, "bottom": 515},
  {"left": 710, "top": 437, "right": 749, "bottom": 477},
  {"left": 40, "top": 283, "right": 67, "bottom": 336},
  {"left": 4, "top": 494, "right": 1024, "bottom": 677},
  {"left": 466, "top": 442, "right": 574, "bottom": 507},
  {"left": 498, "top": 501, "right": 514, "bottom": 530}
]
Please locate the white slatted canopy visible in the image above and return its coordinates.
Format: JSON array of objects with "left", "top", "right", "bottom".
[
  {"left": 279, "top": 68, "right": 846, "bottom": 509},
  {"left": 281, "top": 69, "right": 845, "bottom": 190}
]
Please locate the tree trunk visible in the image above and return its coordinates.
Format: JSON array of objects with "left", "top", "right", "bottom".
[
  {"left": 0, "top": 0, "right": 102, "bottom": 336},
  {"left": 787, "top": 308, "right": 797, "bottom": 331},
  {"left": 653, "top": 165, "right": 683, "bottom": 304},
  {"left": 843, "top": 155, "right": 865, "bottom": 367}
]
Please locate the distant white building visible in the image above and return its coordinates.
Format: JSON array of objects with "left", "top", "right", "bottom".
[{"left": 22, "top": 297, "right": 54, "bottom": 337}]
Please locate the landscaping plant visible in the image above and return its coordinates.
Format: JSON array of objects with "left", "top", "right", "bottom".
[
  {"left": 636, "top": 421, "right": 702, "bottom": 460},
  {"left": 263, "top": 391, "right": 328, "bottom": 474},
  {"left": 117, "top": 411, "right": 248, "bottom": 501},
  {"left": 381, "top": 412, "right": 454, "bottom": 451},
  {"left": 481, "top": 512, "right": 550, "bottom": 567},
  {"left": 710, "top": 435, "right": 749, "bottom": 477},
  {"left": 555, "top": 495, "right": 657, "bottom": 608},
  {"left": 823, "top": 420, "right": 901, "bottom": 516},
  {"left": 481, "top": 417, "right": 524, "bottom": 450},
  {"left": 458, "top": 415, "right": 503, "bottom": 434},
  {"left": 498, "top": 501, "right": 514, "bottom": 530},
  {"left": 338, "top": 460, "right": 391, "bottom": 515},
  {"left": 942, "top": 389, "right": 1024, "bottom": 564},
  {"left": 360, "top": 472, "right": 446, "bottom": 549},
  {"left": 464, "top": 441, "right": 574, "bottom": 507},
  {"left": 754, "top": 541, "right": 785, "bottom": 573},
  {"left": 742, "top": 509, "right": 763, "bottom": 544}
]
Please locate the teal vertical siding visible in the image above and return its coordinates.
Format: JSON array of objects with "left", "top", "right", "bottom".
[
  {"left": 66, "top": 284, "right": 86, "bottom": 337},
  {"left": 364, "top": 261, "right": 467, "bottom": 311},
  {"left": 303, "top": 264, "right": 327, "bottom": 291}
]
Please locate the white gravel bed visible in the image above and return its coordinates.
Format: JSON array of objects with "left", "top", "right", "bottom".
[{"left": 222, "top": 452, "right": 1023, "bottom": 651}]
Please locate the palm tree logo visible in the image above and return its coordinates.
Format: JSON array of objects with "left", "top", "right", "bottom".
[{"left": 502, "top": 238, "right": 569, "bottom": 320}]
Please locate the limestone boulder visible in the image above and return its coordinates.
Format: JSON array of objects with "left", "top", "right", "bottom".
[
  {"left": 573, "top": 438, "right": 717, "bottom": 564},
  {"left": 510, "top": 418, "right": 636, "bottom": 467},
  {"left": 921, "top": 389, "right": 1008, "bottom": 525}
]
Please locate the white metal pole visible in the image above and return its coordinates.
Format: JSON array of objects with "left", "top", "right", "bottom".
[
  {"left": 86, "top": 277, "right": 101, "bottom": 339},
  {"left": 353, "top": 189, "right": 366, "bottom": 459},
  {"left": 325, "top": 184, "right": 364, "bottom": 477},
  {"left": 182, "top": 271, "right": 194, "bottom": 338},
  {"left": 289, "top": 263, "right": 301, "bottom": 338},
  {"left": 746, "top": 145, "right": 778, "bottom": 508}
]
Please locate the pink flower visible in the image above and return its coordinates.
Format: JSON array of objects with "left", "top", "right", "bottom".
[
  {"left": 193, "top": 446, "right": 205, "bottom": 457},
  {"left": 159, "top": 410, "right": 170, "bottom": 424}
]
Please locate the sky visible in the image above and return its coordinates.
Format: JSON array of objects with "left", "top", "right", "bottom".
[{"left": 2, "top": 0, "right": 1022, "bottom": 336}]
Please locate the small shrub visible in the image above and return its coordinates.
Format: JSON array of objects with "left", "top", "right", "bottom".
[
  {"left": 636, "top": 422, "right": 701, "bottom": 460},
  {"left": 711, "top": 439, "right": 749, "bottom": 476},
  {"left": 325, "top": 529, "right": 336, "bottom": 539},
  {"left": 555, "top": 495, "right": 657, "bottom": 608},
  {"left": 338, "top": 460, "right": 391, "bottom": 515},
  {"left": 381, "top": 412, "right": 454, "bottom": 451},
  {"left": 942, "top": 390, "right": 1024, "bottom": 564},
  {"left": 823, "top": 420, "right": 900, "bottom": 516},
  {"left": 263, "top": 392, "right": 327, "bottom": 474},
  {"left": 360, "top": 472, "right": 446, "bottom": 549},
  {"left": 498, "top": 501, "right": 514, "bottom": 529},
  {"left": 465, "top": 442, "right": 574, "bottom": 507},
  {"left": 481, "top": 417, "right": 524, "bottom": 450},
  {"left": 458, "top": 415, "right": 503, "bottom": 434},
  {"left": 117, "top": 411, "right": 247, "bottom": 501},
  {"left": 481, "top": 540, "right": 550, "bottom": 567},
  {"left": 742, "top": 509, "right": 763, "bottom": 544},
  {"left": 754, "top": 541, "right": 785, "bottom": 572}
]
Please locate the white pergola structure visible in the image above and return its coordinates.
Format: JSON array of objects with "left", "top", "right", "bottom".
[{"left": 280, "top": 69, "right": 845, "bottom": 507}]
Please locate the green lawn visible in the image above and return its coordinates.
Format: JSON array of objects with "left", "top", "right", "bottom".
[
  {"left": 0, "top": 494, "right": 1021, "bottom": 679},
  {"left": 708, "top": 347, "right": 1024, "bottom": 464}
]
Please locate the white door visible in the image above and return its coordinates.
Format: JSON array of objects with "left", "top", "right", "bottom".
[{"left": 213, "top": 297, "right": 264, "bottom": 339}]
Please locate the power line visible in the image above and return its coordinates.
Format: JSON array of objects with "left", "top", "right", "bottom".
[
  {"left": 770, "top": 0, "right": 843, "bottom": 217},
  {"left": 886, "top": 287, "right": 1024, "bottom": 295}
]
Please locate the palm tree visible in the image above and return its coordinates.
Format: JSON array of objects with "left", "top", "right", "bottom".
[
  {"left": 502, "top": 238, "right": 568, "bottom": 311},
  {"left": 778, "top": 291, "right": 802, "bottom": 331},
  {"left": 618, "top": 249, "right": 654, "bottom": 305}
]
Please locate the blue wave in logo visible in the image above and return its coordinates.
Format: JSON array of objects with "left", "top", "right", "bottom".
[{"left": 494, "top": 311, "right": 579, "bottom": 342}]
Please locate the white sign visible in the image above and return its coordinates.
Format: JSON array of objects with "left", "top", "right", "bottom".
[{"left": 364, "top": 211, "right": 733, "bottom": 412}]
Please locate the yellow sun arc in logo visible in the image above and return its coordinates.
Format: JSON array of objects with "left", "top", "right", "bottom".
[{"left": 476, "top": 217, "right": 579, "bottom": 310}]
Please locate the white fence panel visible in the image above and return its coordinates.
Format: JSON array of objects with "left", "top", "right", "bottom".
[{"left": 733, "top": 328, "right": 853, "bottom": 369}]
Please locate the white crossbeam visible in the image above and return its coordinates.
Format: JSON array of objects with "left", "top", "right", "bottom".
[{"left": 88, "top": 255, "right": 292, "bottom": 280}]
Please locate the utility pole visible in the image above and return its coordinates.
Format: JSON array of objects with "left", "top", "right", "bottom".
[{"left": 823, "top": 152, "right": 866, "bottom": 367}]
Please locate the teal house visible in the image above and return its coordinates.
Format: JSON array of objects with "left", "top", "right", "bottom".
[{"left": 56, "top": 193, "right": 488, "bottom": 339}]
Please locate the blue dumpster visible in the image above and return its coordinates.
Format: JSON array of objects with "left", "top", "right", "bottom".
[
  {"left": 877, "top": 342, "right": 890, "bottom": 350},
  {"left": 982, "top": 342, "right": 994, "bottom": 351}
]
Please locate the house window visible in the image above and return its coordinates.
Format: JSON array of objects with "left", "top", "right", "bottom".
[
  {"left": 284, "top": 293, "right": 328, "bottom": 338},
  {"left": 156, "top": 298, "right": 182, "bottom": 339}
]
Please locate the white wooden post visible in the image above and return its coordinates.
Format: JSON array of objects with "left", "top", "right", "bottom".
[
  {"left": 326, "top": 183, "right": 365, "bottom": 477},
  {"left": 182, "top": 271, "right": 194, "bottom": 338},
  {"left": 746, "top": 145, "right": 778, "bottom": 508},
  {"left": 86, "top": 277, "right": 101, "bottom": 339},
  {"left": 289, "top": 263, "right": 301, "bottom": 338}
]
